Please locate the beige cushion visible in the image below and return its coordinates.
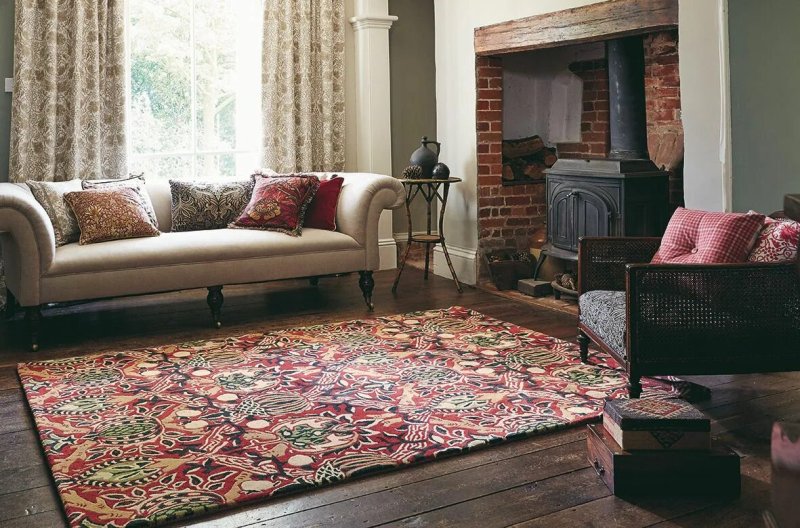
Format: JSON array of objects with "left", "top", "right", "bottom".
[
  {"left": 26, "top": 179, "right": 83, "bottom": 246},
  {"left": 47, "top": 228, "right": 361, "bottom": 276}
]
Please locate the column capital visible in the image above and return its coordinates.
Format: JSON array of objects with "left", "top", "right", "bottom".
[{"left": 349, "top": 15, "right": 397, "bottom": 32}]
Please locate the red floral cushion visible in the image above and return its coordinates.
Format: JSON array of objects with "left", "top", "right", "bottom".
[
  {"left": 229, "top": 175, "right": 319, "bottom": 236},
  {"left": 748, "top": 217, "right": 800, "bottom": 262},
  {"left": 651, "top": 207, "right": 765, "bottom": 264},
  {"left": 305, "top": 176, "right": 343, "bottom": 230}
]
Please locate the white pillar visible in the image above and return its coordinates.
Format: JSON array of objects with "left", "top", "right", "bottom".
[{"left": 349, "top": 0, "right": 398, "bottom": 270}]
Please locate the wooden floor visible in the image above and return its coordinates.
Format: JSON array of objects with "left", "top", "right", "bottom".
[{"left": 0, "top": 268, "right": 796, "bottom": 527}]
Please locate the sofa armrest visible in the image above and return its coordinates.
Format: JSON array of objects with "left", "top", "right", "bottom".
[
  {"left": 0, "top": 183, "right": 57, "bottom": 306},
  {"left": 334, "top": 173, "right": 404, "bottom": 270},
  {"left": 625, "top": 262, "right": 800, "bottom": 369},
  {"left": 578, "top": 237, "right": 661, "bottom": 294}
]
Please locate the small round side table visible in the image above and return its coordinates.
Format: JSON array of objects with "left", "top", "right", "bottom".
[{"left": 392, "top": 177, "right": 463, "bottom": 293}]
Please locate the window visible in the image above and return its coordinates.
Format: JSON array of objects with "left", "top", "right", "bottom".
[{"left": 127, "top": 0, "right": 262, "bottom": 179}]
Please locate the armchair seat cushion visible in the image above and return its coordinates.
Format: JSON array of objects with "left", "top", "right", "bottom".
[{"left": 579, "top": 290, "right": 627, "bottom": 358}]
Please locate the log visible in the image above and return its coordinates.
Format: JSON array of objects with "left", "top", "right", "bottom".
[
  {"left": 523, "top": 164, "right": 545, "bottom": 180},
  {"left": 502, "top": 135, "right": 545, "bottom": 159}
]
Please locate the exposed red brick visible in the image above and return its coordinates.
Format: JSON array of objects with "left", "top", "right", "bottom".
[{"left": 478, "top": 88, "right": 502, "bottom": 100}]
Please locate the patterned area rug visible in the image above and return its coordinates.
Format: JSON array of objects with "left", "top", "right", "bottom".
[{"left": 19, "top": 306, "right": 690, "bottom": 527}]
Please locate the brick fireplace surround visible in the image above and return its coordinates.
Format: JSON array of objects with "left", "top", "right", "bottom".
[{"left": 475, "top": 7, "right": 683, "bottom": 270}]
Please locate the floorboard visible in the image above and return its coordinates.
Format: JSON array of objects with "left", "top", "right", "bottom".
[{"left": 0, "top": 268, "right": 795, "bottom": 528}]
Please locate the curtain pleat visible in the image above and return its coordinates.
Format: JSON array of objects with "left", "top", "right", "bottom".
[
  {"left": 261, "top": 0, "right": 345, "bottom": 173},
  {"left": 9, "top": 0, "right": 127, "bottom": 183}
]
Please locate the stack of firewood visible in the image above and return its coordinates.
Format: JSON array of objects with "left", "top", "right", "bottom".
[{"left": 502, "top": 135, "right": 557, "bottom": 182}]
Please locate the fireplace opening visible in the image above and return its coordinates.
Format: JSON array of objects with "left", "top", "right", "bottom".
[{"left": 476, "top": 28, "right": 683, "bottom": 287}]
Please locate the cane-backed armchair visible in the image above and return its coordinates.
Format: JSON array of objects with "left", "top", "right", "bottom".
[{"left": 577, "top": 236, "right": 800, "bottom": 398}]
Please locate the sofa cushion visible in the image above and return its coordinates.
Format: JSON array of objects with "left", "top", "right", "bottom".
[
  {"left": 230, "top": 175, "right": 319, "bottom": 236},
  {"left": 579, "top": 290, "right": 627, "bottom": 358},
  {"left": 47, "top": 228, "right": 361, "bottom": 276},
  {"left": 26, "top": 179, "right": 83, "bottom": 246},
  {"left": 748, "top": 216, "right": 800, "bottom": 263},
  {"left": 82, "top": 175, "right": 159, "bottom": 228},
  {"left": 169, "top": 179, "right": 254, "bottom": 232},
  {"left": 64, "top": 187, "right": 161, "bottom": 245},
  {"left": 651, "top": 207, "right": 765, "bottom": 264},
  {"left": 304, "top": 176, "right": 344, "bottom": 230}
]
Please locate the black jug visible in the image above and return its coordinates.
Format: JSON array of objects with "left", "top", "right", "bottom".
[{"left": 410, "top": 136, "right": 440, "bottom": 179}]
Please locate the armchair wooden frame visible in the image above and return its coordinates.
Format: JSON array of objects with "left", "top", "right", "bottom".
[{"left": 577, "top": 237, "right": 800, "bottom": 398}]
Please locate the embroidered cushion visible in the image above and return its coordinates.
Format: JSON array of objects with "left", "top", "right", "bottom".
[
  {"left": 26, "top": 179, "right": 83, "bottom": 246},
  {"left": 82, "top": 174, "right": 159, "bottom": 228},
  {"left": 651, "top": 207, "right": 765, "bottom": 264},
  {"left": 305, "top": 176, "right": 344, "bottom": 230},
  {"left": 748, "top": 217, "right": 800, "bottom": 263},
  {"left": 64, "top": 187, "right": 161, "bottom": 245},
  {"left": 229, "top": 175, "right": 319, "bottom": 236},
  {"left": 169, "top": 179, "right": 255, "bottom": 232},
  {"left": 579, "top": 290, "right": 627, "bottom": 358}
]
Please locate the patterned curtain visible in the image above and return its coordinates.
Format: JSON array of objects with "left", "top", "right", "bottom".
[
  {"left": 9, "top": 0, "right": 127, "bottom": 183},
  {"left": 262, "top": 0, "right": 346, "bottom": 173}
]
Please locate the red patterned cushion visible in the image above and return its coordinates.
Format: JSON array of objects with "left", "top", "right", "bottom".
[
  {"left": 229, "top": 175, "right": 319, "bottom": 236},
  {"left": 748, "top": 217, "right": 800, "bottom": 262},
  {"left": 305, "top": 176, "right": 343, "bottom": 230},
  {"left": 651, "top": 207, "right": 765, "bottom": 264}
]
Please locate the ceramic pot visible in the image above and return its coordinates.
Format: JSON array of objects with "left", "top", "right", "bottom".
[{"left": 410, "top": 136, "right": 440, "bottom": 178}]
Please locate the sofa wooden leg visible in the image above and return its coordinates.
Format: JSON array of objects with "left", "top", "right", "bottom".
[
  {"left": 206, "top": 286, "right": 224, "bottom": 328},
  {"left": 25, "top": 306, "right": 41, "bottom": 352},
  {"left": 628, "top": 374, "right": 642, "bottom": 399},
  {"left": 309, "top": 277, "right": 320, "bottom": 287},
  {"left": 577, "top": 331, "right": 590, "bottom": 363},
  {"left": 358, "top": 271, "right": 375, "bottom": 311}
]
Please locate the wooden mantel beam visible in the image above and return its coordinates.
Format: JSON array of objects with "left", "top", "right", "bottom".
[{"left": 474, "top": 0, "right": 678, "bottom": 56}]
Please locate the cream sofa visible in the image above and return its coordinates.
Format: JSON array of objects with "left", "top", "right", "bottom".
[{"left": 0, "top": 173, "right": 404, "bottom": 350}]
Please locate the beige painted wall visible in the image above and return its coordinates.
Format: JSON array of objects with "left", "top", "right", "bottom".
[
  {"left": 432, "top": 0, "right": 732, "bottom": 284},
  {"left": 388, "top": 0, "right": 437, "bottom": 235},
  {"left": 729, "top": 0, "right": 800, "bottom": 213},
  {"left": 0, "top": 0, "right": 13, "bottom": 182}
]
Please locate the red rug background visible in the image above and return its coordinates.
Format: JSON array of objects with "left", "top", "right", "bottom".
[{"left": 19, "top": 306, "right": 687, "bottom": 527}]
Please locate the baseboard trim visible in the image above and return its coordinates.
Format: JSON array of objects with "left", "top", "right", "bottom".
[
  {"left": 378, "top": 238, "right": 397, "bottom": 270},
  {"left": 433, "top": 244, "right": 477, "bottom": 285}
]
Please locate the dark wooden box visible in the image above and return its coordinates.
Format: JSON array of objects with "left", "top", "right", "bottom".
[{"left": 586, "top": 424, "right": 741, "bottom": 498}]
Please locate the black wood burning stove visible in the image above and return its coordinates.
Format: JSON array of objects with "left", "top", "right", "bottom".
[{"left": 534, "top": 36, "right": 670, "bottom": 279}]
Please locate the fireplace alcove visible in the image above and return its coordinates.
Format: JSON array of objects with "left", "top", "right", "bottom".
[{"left": 474, "top": 0, "right": 682, "bottom": 280}]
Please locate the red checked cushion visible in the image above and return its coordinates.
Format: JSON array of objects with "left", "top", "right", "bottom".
[
  {"left": 651, "top": 207, "right": 765, "bottom": 264},
  {"left": 305, "top": 176, "right": 343, "bottom": 230},
  {"left": 229, "top": 175, "right": 319, "bottom": 236},
  {"left": 748, "top": 217, "right": 800, "bottom": 262}
]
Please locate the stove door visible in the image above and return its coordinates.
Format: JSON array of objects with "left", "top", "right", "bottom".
[
  {"left": 549, "top": 186, "right": 576, "bottom": 252},
  {"left": 548, "top": 183, "right": 612, "bottom": 253},
  {"left": 574, "top": 189, "right": 611, "bottom": 245}
]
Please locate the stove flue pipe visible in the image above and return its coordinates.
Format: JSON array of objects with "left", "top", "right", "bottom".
[{"left": 607, "top": 36, "right": 650, "bottom": 161}]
